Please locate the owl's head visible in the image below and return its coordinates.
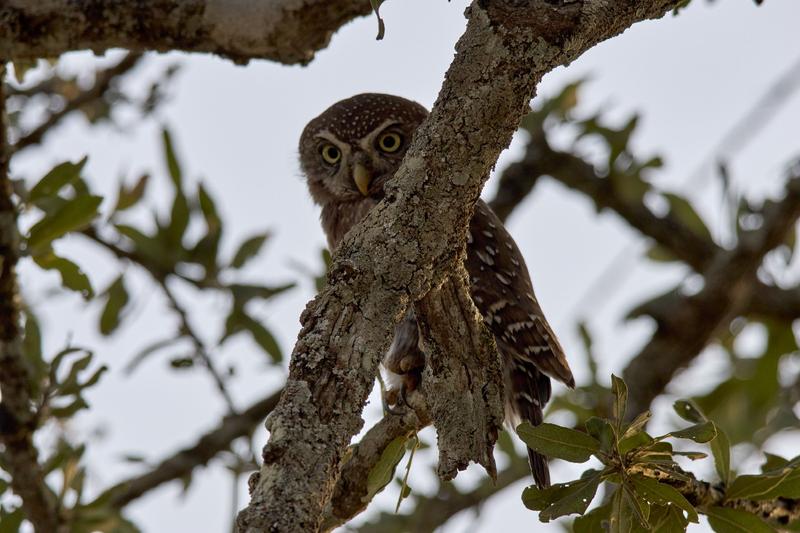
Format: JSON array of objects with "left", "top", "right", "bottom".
[{"left": 299, "top": 93, "right": 428, "bottom": 206}]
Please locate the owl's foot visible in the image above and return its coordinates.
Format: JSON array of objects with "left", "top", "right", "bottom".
[{"left": 384, "top": 368, "right": 422, "bottom": 415}]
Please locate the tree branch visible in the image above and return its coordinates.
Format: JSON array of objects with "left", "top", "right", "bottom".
[
  {"left": 416, "top": 269, "right": 504, "bottom": 481},
  {"left": 100, "top": 389, "right": 281, "bottom": 510},
  {"left": 10, "top": 52, "right": 144, "bottom": 154},
  {"left": 629, "top": 463, "right": 800, "bottom": 529},
  {"left": 330, "top": 166, "right": 800, "bottom": 532},
  {"left": 0, "top": 0, "right": 372, "bottom": 65},
  {"left": 0, "top": 65, "right": 61, "bottom": 533},
  {"left": 492, "top": 124, "right": 800, "bottom": 322},
  {"left": 624, "top": 171, "right": 800, "bottom": 415},
  {"left": 236, "top": 1, "right": 684, "bottom": 531}
]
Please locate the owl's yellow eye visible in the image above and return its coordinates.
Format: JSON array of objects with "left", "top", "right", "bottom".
[
  {"left": 377, "top": 132, "right": 403, "bottom": 153},
  {"left": 320, "top": 144, "right": 341, "bottom": 165}
]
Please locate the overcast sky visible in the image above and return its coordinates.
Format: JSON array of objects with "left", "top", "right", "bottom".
[{"left": 9, "top": 1, "right": 800, "bottom": 531}]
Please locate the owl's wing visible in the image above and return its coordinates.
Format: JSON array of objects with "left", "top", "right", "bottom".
[
  {"left": 466, "top": 200, "right": 574, "bottom": 489},
  {"left": 466, "top": 200, "right": 574, "bottom": 387}
]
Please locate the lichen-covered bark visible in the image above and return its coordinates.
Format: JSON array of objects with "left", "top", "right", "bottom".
[
  {"left": 236, "top": 1, "right": 684, "bottom": 531},
  {"left": 416, "top": 269, "right": 504, "bottom": 481},
  {"left": 0, "top": 0, "right": 372, "bottom": 64}
]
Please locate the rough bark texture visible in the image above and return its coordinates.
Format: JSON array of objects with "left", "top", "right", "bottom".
[
  {"left": 320, "top": 407, "right": 428, "bottom": 532},
  {"left": 236, "top": 1, "right": 684, "bottom": 531},
  {"left": 0, "top": 0, "right": 372, "bottom": 64},
  {"left": 416, "top": 269, "right": 504, "bottom": 481},
  {"left": 0, "top": 67, "right": 61, "bottom": 533}
]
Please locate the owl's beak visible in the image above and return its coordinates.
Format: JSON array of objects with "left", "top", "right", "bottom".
[{"left": 353, "top": 163, "right": 372, "bottom": 196}]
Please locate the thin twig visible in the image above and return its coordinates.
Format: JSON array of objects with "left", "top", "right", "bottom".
[{"left": 11, "top": 52, "right": 143, "bottom": 154}]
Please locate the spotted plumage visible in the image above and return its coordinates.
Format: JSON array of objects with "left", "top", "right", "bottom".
[{"left": 299, "top": 93, "right": 574, "bottom": 488}]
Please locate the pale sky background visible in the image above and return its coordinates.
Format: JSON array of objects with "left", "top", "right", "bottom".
[{"left": 8, "top": 0, "right": 800, "bottom": 531}]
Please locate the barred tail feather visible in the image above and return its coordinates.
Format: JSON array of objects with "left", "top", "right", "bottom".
[{"left": 510, "top": 361, "right": 552, "bottom": 488}]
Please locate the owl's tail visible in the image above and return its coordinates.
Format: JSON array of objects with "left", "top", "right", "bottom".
[{"left": 509, "top": 361, "right": 553, "bottom": 489}]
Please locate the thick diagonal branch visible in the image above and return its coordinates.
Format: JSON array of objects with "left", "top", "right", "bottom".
[
  {"left": 236, "top": 1, "right": 684, "bottom": 532},
  {"left": 0, "top": 0, "right": 372, "bottom": 65},
  {"left": 0, "top": 67, "right": 60, "bottom": 533}
]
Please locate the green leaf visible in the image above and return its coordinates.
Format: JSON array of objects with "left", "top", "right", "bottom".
[
  {"left": 609, "top": 487, "right": 649, "bottom": 533},
  {"left": 619, "top": 431, "right": 654, "bottom": 456},
  {"left": 758, "top": 467, "right": 800, "bottom": 499},
  {"left": 726, "top": 469, "right": 793, "bottom": 500},
  {"left": 663, "top": 192, "right": 712, "bottom": 241},
  {"left": 230, "top": 232, "right": 271, "bottom": 269},
  {"left": 239, "top": 313, "right": 282, "bottom": 363},
  {"left": 585, "top": 416, "right": 615, "bottom": 452},
  {"left": 32, "top": 251, "right": 94, "bottom": 299},
  {"left": 0, "top": 507, "right": 25, "bottom": 533},
  {"left": 113, "top": 174, "right": 149, "bottom": 212},
  {"left": 222, "top": 309, "right": 283, "bottom": 363},
  {"left": 712, "top": 426, "right": 732, "bottom": 485},
  {"left": 517, "top": 422, "right": 601, "bottom": 463},
  {"left": 50, "top": 396, "right": 89, "bottom": 418},
  {"left": 673, "top": 399, "right": 707, "bottom": 424},
  {"left": 646, "top": 244, "right": 678, "bottom": 263},
  {"left": 648, "top": 504, "right": 690, "bottom": 533},
  {"left": 705, "top": 506, "right": 775, "bottom": 533},
  {"left": 27, "top": 195, "right": 103, "bottom": 253},
  {"left": 666, "top": 421, "right": 717, "bottom": 443},
  {"left": 99, "top": 276, "right": 129, "bottom": 335},
  {"left": 612, "top": 374, "right": 628, "bottom": 429},
  {"left": 369, "top": 0, "right": 386, "bottom": 39},
  {"left": 29, "top": 157, "right": 87, "bottom": 203},
  {"left": 124, "top": 338, "right": 180, "bottom": 375},
  {"left": 166, "top": 190, "right": 189, "bottom": 245},
  {"left": 537, "top": 469, "right": 603, "bottom": 521},
  {"left": 229, "top": 283, "right": 295, "bottom": 306},
  {"left": 365, "top": 436, "right": 407, "bottom": 500},
  {"left": 630, "top": 476, "right": 698, "bottom": 523},
  {"left": 162, "top": 128, "right": 182, "bottom": 188},
  {"left": 574, "top": 503, "right": 611, "bottom": 533},
  {"left": 623, "top": 410, "right": 652, "bottom": 439}
]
